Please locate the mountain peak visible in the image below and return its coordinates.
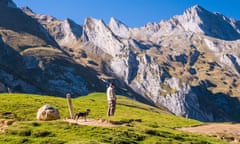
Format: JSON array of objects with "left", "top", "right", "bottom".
[
  {"left": 109, "top": 17, "right": 130, "bottom": 38},
  {"left": 183, "top": 5, "right": 209, "bottom": 19},
  {"left": 189, "top": 5, "right": 205, "bottom": 12},
  {"left": 170, "top": 5, "right": 240, "bottom": 40},
  {"left": 65, "top": 18, "right": 75, "bottom": 24},
  {"left": 21, "top": 6, "right": 35, "bottom": 16},
  {"left": 63, "top": 18, "right": 83, "bottom": 39},
  {"left": 109, "top": 17, "right": 128, "bottom": 27},
  {"left": 84, "top": 17, "right": 106, "bottom": 27}
]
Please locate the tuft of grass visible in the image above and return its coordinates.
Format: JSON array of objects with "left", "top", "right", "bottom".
[{"left": 0, "top": 93, "right": 228, "bottom": 143}]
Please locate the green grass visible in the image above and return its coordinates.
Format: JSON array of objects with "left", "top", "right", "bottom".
[{"left": 0, "top": 93, "right": 227, "bottom": 144}]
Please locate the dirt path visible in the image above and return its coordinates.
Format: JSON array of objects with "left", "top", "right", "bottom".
[
  {"left": 0, "top": 118, "right": 122, "bottom": 133},
  {"left": 63, "top": 118, "right": 123, "bottom": 127},
  {"left": 179, "top": 123, "right": 240, "bottom": 143}
]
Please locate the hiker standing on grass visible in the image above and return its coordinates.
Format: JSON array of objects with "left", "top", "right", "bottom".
[{"left": 106, "top": 83, "right": 116, "bottom": 116}]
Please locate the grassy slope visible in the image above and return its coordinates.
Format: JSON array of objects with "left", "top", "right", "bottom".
[{"left": 0, "top": 93, "right": 227, "bottom": 144}]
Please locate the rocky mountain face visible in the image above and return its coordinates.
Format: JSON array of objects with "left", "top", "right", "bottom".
[
  {"left": 1, "top": 1, "right": 240, "bottom": 122},
  {"left": 0, "top": 1, "right": 104, "bottom": 97}
]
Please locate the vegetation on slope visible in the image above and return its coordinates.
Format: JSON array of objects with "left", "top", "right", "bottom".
[{"left": 0, "top": 93, "right": 227, "bottom": 144}]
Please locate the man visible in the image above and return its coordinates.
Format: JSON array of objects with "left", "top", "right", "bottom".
[{"left": 106, "top": 83, "right": 116, "bottom": 116}]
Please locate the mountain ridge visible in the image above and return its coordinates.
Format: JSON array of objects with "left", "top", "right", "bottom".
[{"left": 0, "top": 1, "right": 240, "bottom": 122}]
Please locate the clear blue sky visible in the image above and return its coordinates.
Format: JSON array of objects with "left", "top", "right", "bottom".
[{"left": 15, "top": 0, "right": 240, "bottom": 28}]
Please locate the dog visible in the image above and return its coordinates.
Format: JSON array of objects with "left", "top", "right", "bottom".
[{"left": 74, "top": 109, "right": 91, "bottom": 122}]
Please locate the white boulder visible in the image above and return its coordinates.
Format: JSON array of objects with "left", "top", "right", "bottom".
[{"left": 36, "top": 104, "right": 60, "bottom": 121}]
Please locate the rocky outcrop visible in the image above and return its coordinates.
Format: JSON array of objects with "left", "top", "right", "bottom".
[
  {"left": 36, "top": 104, "right": 60, "bottom": 121},
  {"left": 108, "top": 17, "right": 130, "bottom": 39}
]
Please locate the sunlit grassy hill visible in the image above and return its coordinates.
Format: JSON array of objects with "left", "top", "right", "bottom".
[{"left": 0, "top": 93, "right": 227, "bottom": 144}]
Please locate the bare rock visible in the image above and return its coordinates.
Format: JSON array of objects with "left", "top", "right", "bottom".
[{"left": 37, "top": 104, "right": 60, "bottom": 121}]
